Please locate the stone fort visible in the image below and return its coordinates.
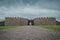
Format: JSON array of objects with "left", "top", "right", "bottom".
[{"left": 5, "top": 17, "right": 56, "bottom": 26}]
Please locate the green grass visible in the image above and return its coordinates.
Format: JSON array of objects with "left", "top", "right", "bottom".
[
  {"left": 39, "top": 25, "right": 60, "bottom": 31},
  {"left": 0, "top": 26, "right": 20, "bottom": 30},
  {"left": 0, "top": 25, "right": 60, "bottom": 31}
]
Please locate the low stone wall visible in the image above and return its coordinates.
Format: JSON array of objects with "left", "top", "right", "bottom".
[
  {"left": 0, "top": 21, "right": 5, "bottom": 26},
  {"left": 56, "top": 21, "right": 60, "bottom": 25}
]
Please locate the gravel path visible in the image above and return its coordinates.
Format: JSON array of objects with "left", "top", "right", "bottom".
[{"left": 0, "top": 26, "right": 60, "bottom": 40}]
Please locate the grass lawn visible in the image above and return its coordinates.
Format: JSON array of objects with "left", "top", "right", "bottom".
[
  {"left": 39, "top": 25, "right": 60, "bottom": 31},
  {"left": 0, "top": 26, "right": 20, "bottom": 30}
]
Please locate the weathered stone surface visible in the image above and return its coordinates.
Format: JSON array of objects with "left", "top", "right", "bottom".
[
  {"left": 5, "top": 17, "right": 28, "bottom": 26},
  {"left": 5, "top": 17, "right": 56, "bottom": 26},
  {"left": 34, "top": 17, "right": 56, "bottom": 25}
]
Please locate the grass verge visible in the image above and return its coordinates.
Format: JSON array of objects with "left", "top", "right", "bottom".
[
  {"left": 39, "top": 25, "right": 60, "bottom": 31},
  {"left": 0, "top": 26, "right": 20, "bottom": 30}
]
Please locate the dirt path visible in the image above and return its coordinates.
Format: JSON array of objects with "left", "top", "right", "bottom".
[{"left": 0, "top": 26, "right": 60, "bottom": 40}]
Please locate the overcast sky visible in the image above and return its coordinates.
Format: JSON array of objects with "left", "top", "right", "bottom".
[{"left": 0, "top": 0, "right": 60, "bottom": 21}]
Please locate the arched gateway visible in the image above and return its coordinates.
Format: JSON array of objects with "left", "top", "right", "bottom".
[{"left": 28, "top": 20, "right": 34, "bottom": 25}]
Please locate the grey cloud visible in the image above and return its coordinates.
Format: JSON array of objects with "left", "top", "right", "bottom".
[
  {"left": 0, "top": 0, "right": 60, "bottom": 10},
  {"left": 0, "top": 0, "right": 60, "bottom": 21}
]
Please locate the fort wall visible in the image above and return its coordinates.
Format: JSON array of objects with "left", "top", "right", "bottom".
[
  {"left": 34, "top": 17, "right": 56, "bottom": 25},
  {"left": 5, "top": 17, "right": 56, "bottom": 26},
  {"left": 5, "top": 17, "right": 28, "bottom": 26}
]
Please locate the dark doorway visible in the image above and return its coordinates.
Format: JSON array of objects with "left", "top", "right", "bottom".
[{"left": 28, "top": 20, "right": 34, "bottom": 25}]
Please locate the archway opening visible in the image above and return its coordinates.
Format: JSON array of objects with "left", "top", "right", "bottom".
[{"left": 28, "top": 20, "right": 34, "bottom": 25}]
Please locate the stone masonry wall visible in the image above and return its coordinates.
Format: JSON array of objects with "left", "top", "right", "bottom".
[
  {"left": 5, "top": 17, "right": 28, "bottom": 26},
  {"left": 5, "top": 17, "right": 56, "bottom": 26},
  {"left": 34, "top": 17, "right": 56, "bottom": 25}
]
